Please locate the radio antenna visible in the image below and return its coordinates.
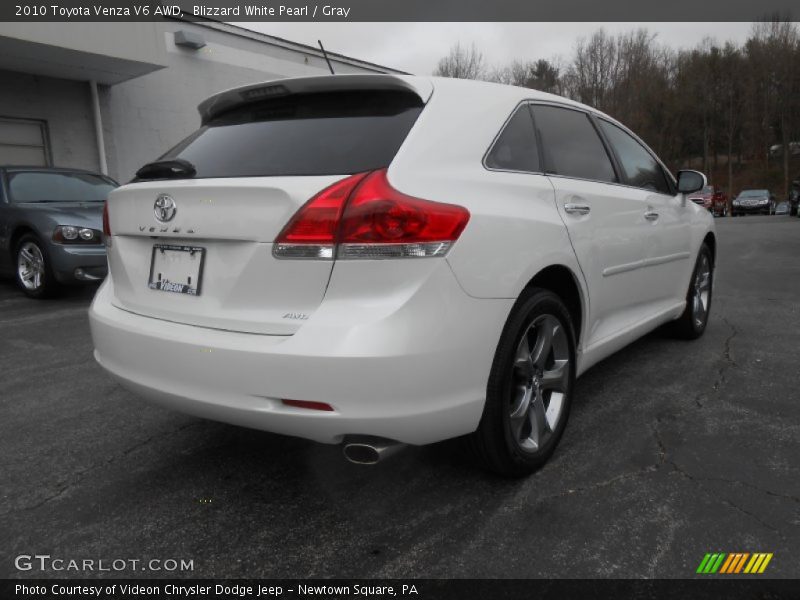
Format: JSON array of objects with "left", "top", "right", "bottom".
[{"left": 318, "top": 40, "right": 335, "bottom": 75}]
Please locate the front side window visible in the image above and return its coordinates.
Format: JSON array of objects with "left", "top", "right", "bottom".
[
  {"left": 7, "top": 171, "right": 116, "bottom": 203},
  {"left": 598, "top": 120, "right": 672, "bottom": 195},
  {"left": 532, "top": 105, "right": 616, "bottom": 183},
  {"left": 485, "top": 105, "right": 540, "bottom": 172}
]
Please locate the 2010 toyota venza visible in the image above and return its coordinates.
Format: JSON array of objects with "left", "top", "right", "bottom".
[{"left": 90, "top": 75, "right": 715, "bottom": 476}]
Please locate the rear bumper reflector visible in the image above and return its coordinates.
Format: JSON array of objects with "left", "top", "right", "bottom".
[{"left": 282, "top": 399, "right": 335, "bottom": 412}]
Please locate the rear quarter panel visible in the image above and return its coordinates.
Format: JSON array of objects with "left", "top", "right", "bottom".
[
  {"left": 389, "top": 83, "right": 585, "bottom": 292},
  {"left": 386, "top": 81, "right": 589, "bottom": 335}
]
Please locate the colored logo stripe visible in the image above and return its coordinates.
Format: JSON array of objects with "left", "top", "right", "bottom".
[
  {"left": 697, "top": 553, "right": 773, "bottom": 574},
  {"left": 719, "top": 554, "right": 736, "bottom": 573},
  {"left": 744, "top": 553, "right": 773, "bottom": 574},
  {"left": 697, "top": 553, "right": 726, "bottom": 573},
  {"left": 721, "top": 553, "right": 749, "bottom": 573}
]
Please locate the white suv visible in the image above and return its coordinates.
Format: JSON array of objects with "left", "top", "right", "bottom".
[{"left": 90, "top": 75, "right": 715, "bottom": 476}]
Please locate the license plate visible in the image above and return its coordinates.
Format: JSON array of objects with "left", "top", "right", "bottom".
[{"left": 148, "top": 244, "right": 205, "bottom": 296}]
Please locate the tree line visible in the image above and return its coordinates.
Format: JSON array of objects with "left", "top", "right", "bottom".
[{"left": 434, "top": 22, "right": 800, "bottom": 197}]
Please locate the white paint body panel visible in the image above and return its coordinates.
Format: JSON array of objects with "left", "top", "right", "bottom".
[{"left": 90, "top": 75, "right": 715, "bottom": 444}]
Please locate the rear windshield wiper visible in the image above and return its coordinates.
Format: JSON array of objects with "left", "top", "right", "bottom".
[{"left": 135, "top": 158, "right": 197, "bottom": 181}]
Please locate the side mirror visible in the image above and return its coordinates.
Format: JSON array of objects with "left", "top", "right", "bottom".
[{"left": 676, "top": 170, "right": 707, "bottom": 194}]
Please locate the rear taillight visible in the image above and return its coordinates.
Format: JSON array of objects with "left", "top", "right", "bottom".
[
  {"left": 273, "top": 169, "right": 470, "bottom": 260},
  {"left": 272, "top": 172, "right": 367, "bottom": 259},
  {"left": 102, "top": 201, "right": 112, "bottom": 247}
]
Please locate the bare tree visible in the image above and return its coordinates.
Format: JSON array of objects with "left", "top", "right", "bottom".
[
  {"left": 433, "top": 42, "right": 486, "bottom": 80},
  {"left": 719, "top": 42, "right": 745, "bottom": 206},
  {"left": 747, "top": 19, "right": 800, "bottom": 195},
  {"left": 489, "top": 59, "right": 562, "bottom": 94},
  {"left": 430, "top": 22, "right": 800, "bottom": 195},
  {"left": 564, "top": 29, "right": 618, "bottom": 110}
]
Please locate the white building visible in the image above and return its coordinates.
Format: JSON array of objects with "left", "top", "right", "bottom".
[{"left": 0, "top": 20, "right": 403, "bottom": 182}]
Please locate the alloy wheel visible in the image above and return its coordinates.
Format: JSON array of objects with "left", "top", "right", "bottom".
[
  {"left": 509, "top": 314, "right": 570, "bottom": 452},
  {"left": 17, "top": 241, "right": 46, "bottom": 291},
  {"left": 692, "top": 253, "right": 712, "bottom": 328}
]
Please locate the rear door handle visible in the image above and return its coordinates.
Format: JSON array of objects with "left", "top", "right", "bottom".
[
  {"left": 564, "top": 203, "right": 591, "bottom": 215},
  {"left": 644, "top": 210, "right": 660, "bottom": 221}
]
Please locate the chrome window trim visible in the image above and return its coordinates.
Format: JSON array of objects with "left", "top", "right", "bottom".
[{"left": 482, "top": 98, "right": 679, "bottom": 198}]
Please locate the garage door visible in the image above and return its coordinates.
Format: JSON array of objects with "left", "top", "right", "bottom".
[{"left": 0, "top": 118, "right": 50, "bottom": 166}]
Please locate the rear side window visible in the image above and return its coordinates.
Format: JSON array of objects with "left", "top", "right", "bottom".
[
  {"left": 532, "top": 105, "right": 616, "bottom": 183},
  {"left": 485, "top": 105, "right": 540, "bottom": 172},
  {"left": 597, "top": 120, "right": 672, "bottom": 195},
  {"left": 152, "top": 91, "right": 423, "bottom": 179}
]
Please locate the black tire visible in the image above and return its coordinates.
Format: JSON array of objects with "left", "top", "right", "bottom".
[
  {"left": 469, "top": 288, "right": 576, "bottom": 477},
  {"left": 14, "top": 233, "right": 60, "bottom": 299},
  {"left": 666, "top": 243, "right": 713, "bottom": 340}
]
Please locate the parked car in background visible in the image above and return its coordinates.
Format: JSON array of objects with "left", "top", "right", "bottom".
[
  {"left": 90, "top": 74, "right": 716, "bottom": 476},
  {"left": 688, "top": 185, "right": 728, "bottom": 216},
  {"left": 732, "top": 189, "right": 775, "bottom": 216},
  {"left": 775, "top": 201, "right": 790, "bottom": 215},
  {"left": 769, "top": 142, "right": 800, "bottom": 157},
  {"left": 0, "top": 167, "right": 117, "bottom": 298},
  {"left": 789, "top": 180, "right": 799, "bottom": 216}
]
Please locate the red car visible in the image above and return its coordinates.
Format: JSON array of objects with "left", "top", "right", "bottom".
[{"left": 688, "top": 185, "right": 728, "bottom": 217}]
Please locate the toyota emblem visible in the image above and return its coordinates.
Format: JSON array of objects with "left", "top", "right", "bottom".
[{"left": 154, "top": 194, "right": 177, "bottom": 222}]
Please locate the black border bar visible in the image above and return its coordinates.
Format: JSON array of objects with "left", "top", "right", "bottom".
[
  {"left": 4, "top": 579, "right": 800, "bottom": 600},
  {"left": 1, "top": 0, "right": 797, "bottom": 22}
]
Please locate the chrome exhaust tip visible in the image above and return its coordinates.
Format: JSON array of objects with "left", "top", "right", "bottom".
[{"left": 342, "top": 436, "right": 406, "bottom": 465}]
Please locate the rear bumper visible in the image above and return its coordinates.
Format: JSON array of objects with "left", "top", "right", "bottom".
[
  {"left": 89, "top": 264, "right": 513, "bottom": 445},
  {"left": 49, "top": 243, "right": 107, "bottom": 283}
]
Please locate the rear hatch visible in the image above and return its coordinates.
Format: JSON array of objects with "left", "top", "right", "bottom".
[{"left": 106, "top": 83, "right": 427, "bottom": 335}]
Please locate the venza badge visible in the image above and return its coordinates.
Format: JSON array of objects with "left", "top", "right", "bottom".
[{"left": 154, "top": 194, "right": 177, "bottom": 222}]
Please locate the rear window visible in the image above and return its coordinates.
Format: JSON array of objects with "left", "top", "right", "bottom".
[
  {"left": 148, "top": 91, "right": 424, "bottom": 179},
  {"left": 7, "top": 171, "right": 116, "bottom": 203}
]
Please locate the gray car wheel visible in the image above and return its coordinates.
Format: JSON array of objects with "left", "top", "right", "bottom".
[
  {"left": 15, "top": 234, "right": 59, "bottom": 299},
  {"left": 470, "top": 287, "right": 576, "bottom": 477},
  {"left": 665, "top": 243, "right": 713, "bottom": 340}
]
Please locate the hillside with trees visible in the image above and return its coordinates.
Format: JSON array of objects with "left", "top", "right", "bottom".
[{"left": 434, "top": 21, "right": 800, "bottom": 200}]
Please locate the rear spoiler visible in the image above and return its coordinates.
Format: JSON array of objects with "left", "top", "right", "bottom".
[{"left": 198, "top": 75, "right": 434, "bottom": 125}]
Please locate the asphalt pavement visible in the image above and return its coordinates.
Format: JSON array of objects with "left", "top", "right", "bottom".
[{"left": 1, "top": 215, "right": 799, "bottom": 579}]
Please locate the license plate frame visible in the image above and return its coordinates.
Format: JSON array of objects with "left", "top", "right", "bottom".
[{"left": 147, "top": 244, "right": 205, "bottom": 296}]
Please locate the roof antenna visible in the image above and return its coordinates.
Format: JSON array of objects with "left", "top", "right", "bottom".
[{"left": 318, "top": 40, "right": 335, "bottom": 75}]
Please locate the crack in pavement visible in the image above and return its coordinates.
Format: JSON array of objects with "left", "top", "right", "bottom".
[
  {"left": 650, "top": 419, "right": 790, "bottom": 542},
  {"left": 1, "top": 418, "right": 200, "bottom": 517},
  {"left": 695, "top": 314, "right": 739, "bottom": 408},
  {"left": 530, "top": 462, "right": 663, "bottom": 507}
]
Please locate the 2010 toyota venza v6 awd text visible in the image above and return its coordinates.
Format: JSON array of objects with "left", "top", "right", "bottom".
[{"left": 89, "top": 75, "right": 715, "bottom": 476}]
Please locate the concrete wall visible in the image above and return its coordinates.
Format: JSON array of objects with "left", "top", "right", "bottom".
[
  {"left": 105, "top": 22, "right": 396, "bottom": 182},
  {"left": 0, "top": 70, "right": 100, "bottom": 171}
]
